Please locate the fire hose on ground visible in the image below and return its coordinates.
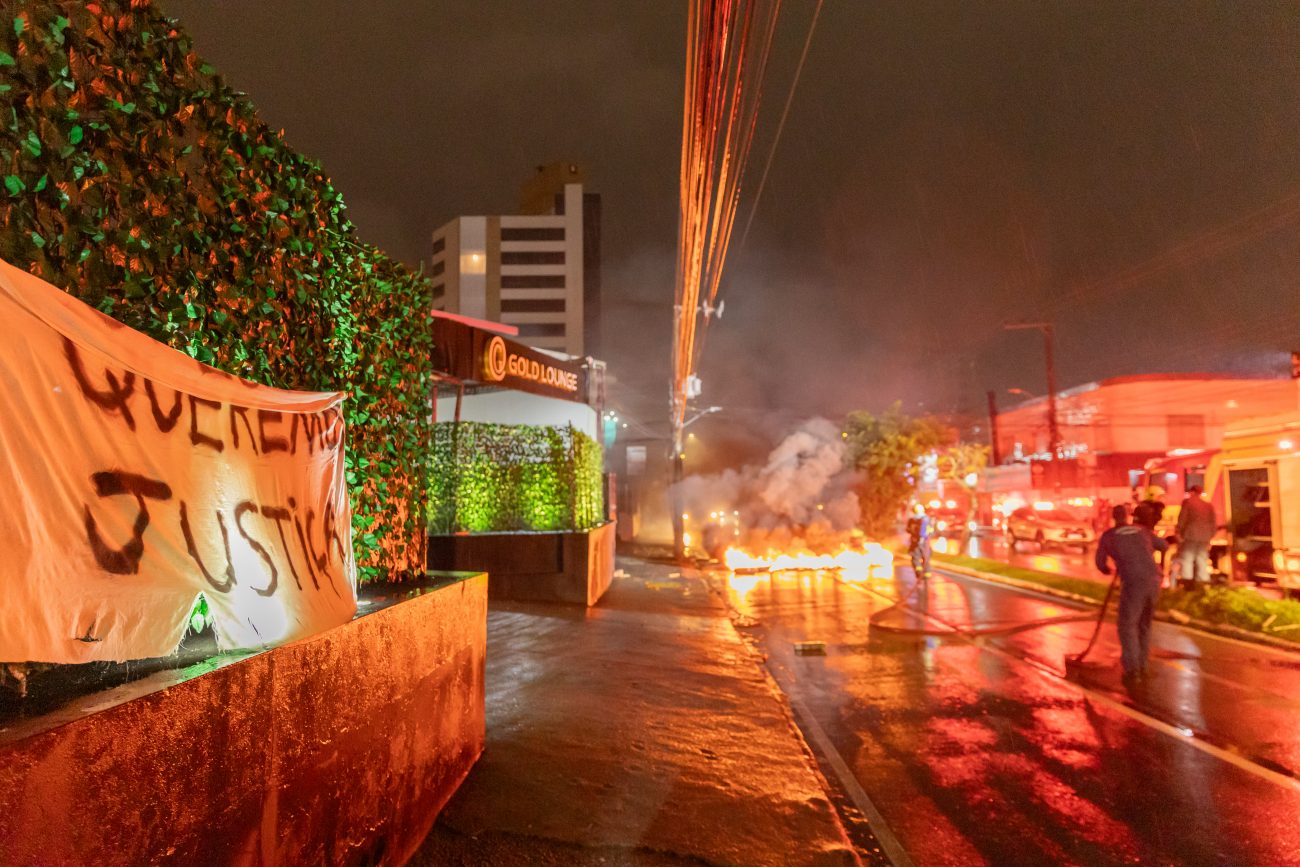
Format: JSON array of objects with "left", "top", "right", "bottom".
[{"left": 863, "top": 561, "right": 1107, "bottom": 653}]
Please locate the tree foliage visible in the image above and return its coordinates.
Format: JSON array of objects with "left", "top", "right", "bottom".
[
  {"left": 843, "top": 405, "right": 991, "bottom": 537},
  {"left": 0, "top": 1, "right": 432, "bottom": 580},
  {"left": 843, "top": 404, "right": 952, "bottom": 536}
]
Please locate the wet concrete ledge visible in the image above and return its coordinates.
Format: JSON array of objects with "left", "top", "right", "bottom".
[
  {"left": 429, "top": 521, "right": 616, "bottom": 606},
  {"left": 0, "top": 571, "right": 487, "bottom": 866}
]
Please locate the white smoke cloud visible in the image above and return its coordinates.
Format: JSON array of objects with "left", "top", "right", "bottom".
[{"left": 674, "top": 417, "right": 862, "bottom": 555}]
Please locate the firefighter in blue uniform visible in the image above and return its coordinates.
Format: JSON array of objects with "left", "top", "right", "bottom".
[
  {"left": 1095, "top": 504, "right": 1169, "bottom": 684},
  {"left": 906, "top": 503, "right": 934, "bottom": 581}
]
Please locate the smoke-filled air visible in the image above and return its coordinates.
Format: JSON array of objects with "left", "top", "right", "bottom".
[{"left": 673, "top": 418, "right": 864, "bottom": 558}]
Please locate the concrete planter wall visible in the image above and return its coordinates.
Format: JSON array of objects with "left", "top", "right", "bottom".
[
  {"left": 428, "top": 521, "right": 616, "bottom": 606},
  {"left": 0, "top": 572, "right": 487, "bottom": 866}
]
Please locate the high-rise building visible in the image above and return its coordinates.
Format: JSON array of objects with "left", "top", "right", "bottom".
[{"left": 431, "top": 163, "right": 602, "bottom": 357}]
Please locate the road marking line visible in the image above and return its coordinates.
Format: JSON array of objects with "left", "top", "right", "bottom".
[
  {"left": 778, "top": 680, "right": 916, "bottom": 867},
  {"left": 975, "top": 638, "right": 1300, "bottom": 795},
  {"left": 842, "top": 575, "right": 1300, "bottom": 795}
]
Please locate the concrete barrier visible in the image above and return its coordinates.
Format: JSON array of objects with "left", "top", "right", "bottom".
[
  {"left": 0, "top": 572, "right": 487, "bottom": 866},
  {"left": 428, "top": 521, "right": 616, "bottom": 606}
]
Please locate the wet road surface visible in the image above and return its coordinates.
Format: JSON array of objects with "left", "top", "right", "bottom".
[
  {"left": 721, "top": 563, "right": 1300, "bottom": 866},
  {"left": 949, "top": 533, "right": 1288, "bottom": 600}
]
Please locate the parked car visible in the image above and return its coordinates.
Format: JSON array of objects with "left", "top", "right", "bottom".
[
  {"left": 1006, "top": 507, "right": 1096, "bottom": 552},
  {"left": 931, "top": 507, "right": 970, "bottom": 537}
]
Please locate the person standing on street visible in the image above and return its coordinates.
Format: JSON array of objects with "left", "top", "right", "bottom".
[
  {"left": 1174, "top": 485, "right": 1218, "bottom": 585},
  {"left": 1095, "top": 504, "right": 1169, "bottom": 684},
  {"left": 906, "top": 503, "right": 934, "bottom": 582},
  {"left": 1132, "top": 485, "right": 1166, "bottom": 532}
]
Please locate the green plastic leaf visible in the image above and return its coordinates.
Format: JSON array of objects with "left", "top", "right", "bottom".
[
  {"left": 23, "top": 130, "right": 40, "bottom": 157},
  {"left": 12, "top": 16, "right": 23, "bottom": 36},
  {"left": 0, "top": 51, "right": 14, "bottom": 67},
  {"left": 3, "top": 175, "right": 23, "bottom": 195},
  {"left": 68, "top": 124, "right": 82, "bottom": 145}
]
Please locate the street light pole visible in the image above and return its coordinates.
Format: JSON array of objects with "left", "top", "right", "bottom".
[
  {"left": 986, "top": 389, "right": 1001, "bottom": 465},
  {"left": 1004, "top": 322, "right": 1061, "bottom": 459},
  {"left": 670, "top": 405, "right": 721, "bottom": 562}
]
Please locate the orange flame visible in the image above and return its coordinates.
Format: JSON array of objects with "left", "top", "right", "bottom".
[{"left": 723, "top": 542, "right": 894, "bottom": 578}]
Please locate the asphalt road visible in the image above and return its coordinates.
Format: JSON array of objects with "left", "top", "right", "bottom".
[
  {"left": 947, "top": 532, "right": 1288, "bottom": 600},
  {"left": 722, "top": 562, "right": 1300, "bottom": 866}
]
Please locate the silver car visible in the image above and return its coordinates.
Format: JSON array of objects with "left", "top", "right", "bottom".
[{"left": 1006, "top": 507, "right": 1096, "bottom": 552}]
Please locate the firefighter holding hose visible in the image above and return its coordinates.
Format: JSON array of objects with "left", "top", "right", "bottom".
[
  {"left": 1095, "top": 504, "right": 1169, "bottom": 685},
  {"left": 906, "top": 503, "right": 934, "bottom": 581}
]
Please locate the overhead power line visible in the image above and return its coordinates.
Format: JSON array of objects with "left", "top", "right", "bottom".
[
  {"left": 672, "top": 0, "right": 787, "bottom": 430},
  {"left": 736, "top": 0, "right": 824, "bottom": 254}
]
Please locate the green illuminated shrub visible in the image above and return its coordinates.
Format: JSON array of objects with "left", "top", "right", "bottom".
[
  {"left": 428, "top": 422, "right": 605, "bottom": 533},
  {"left": 0, "top": 1, "right": 432, "bottom": 580}
]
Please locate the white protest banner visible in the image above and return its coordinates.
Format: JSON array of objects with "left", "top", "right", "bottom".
[{"left": 0, "top": 257, "right": 357, "bottom": 663}]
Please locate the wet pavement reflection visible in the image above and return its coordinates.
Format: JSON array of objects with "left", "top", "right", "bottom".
[{"left": 720, "top": 563, "right": 1300, "bottom": 866}]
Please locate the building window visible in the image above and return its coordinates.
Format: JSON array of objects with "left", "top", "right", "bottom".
[
  {"left": 502, "top": 298, "right": 566, "bottom": 313},
  {"left": 502, "top": 275, "right": 566, "bottom": 289},
  {"left": 1167, "top": 414, "right": 1206, "bottom": 449},
  {"left": 501, "top": 227, "right": 565, "bottom": 241},
  {"left": 431, "top": 283, "right": 444, "bottom": 298},
  {"left": 430, "top": 260, "right": 445, "bottom": 276},
  {"left": 515, "top": 323, "right": 567, "bottom": 338},
  {"left": 431, "top": 236, "right": 445, "bottom": 255},
  {"left": 502, "top": 250, "right": 566, "bottom": 266}
]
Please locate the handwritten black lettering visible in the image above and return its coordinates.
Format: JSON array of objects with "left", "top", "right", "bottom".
[
  {"left": 180, "top": 502, "right": 237, "bottom": 592},
  {"left": 260, "top": 505, "right": 302, "bottom": 591},
  {"left": 287, "top": 498, "right": 320, "bottom": 590},
  {"left": 189, "top": 395, "right": 224, "bottom": 451},
  {"left": 228, "top": 405, "right": 259, "bottom": 454},
  {"left": 258, "top": 409, "right": 289, "bottom": 454},
  {"left": 234, "top": 501, "right": 277, "bottom": 597},
  {"left": 304, "top": 505, "right": 343, "bottom": 597},
  {"left": 83, "top": 471, "right": 172, "bottom": 574},
  {"left": 64, "top": 338, "right": 136, "bottom": 430},
  {"left": 143, "top": 380, "right": 183, "bottom": 433}
]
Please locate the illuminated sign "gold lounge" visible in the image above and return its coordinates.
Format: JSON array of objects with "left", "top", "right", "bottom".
[{"left": 482, "top": 335, "right": 580, "bottom": 393}]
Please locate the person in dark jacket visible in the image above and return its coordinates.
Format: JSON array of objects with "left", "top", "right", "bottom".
[
  {"left": 1174, "top": 485, "right": 1218, "bottom": 585},
  {"left": 1095, "top": 504, "right": 1168, "bottom": 682},
  {"left": 1132, "top": 485, "right": 1166, "bottom": 532}
]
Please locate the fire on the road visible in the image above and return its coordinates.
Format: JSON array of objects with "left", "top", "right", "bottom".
[{"left": 723, "top": 542, "right": 894, "bottom": 578}]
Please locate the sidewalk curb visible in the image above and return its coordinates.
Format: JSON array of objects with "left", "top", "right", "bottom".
[
  {"left": 934, "top": 560, "right": 1101, "bottom": 606},
  {"left": 700, "top": 571, "right": 866, "bottom": 867},
  {"left": 934, "top": 558, "right": 1300, "bottom": 654}
]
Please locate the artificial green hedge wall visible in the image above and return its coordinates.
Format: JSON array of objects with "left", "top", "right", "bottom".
[
  {"left": 0, "top": 1, "right": 432, "bottom": 580},
  {"left": 428, "top": 422, "right": 604, "bottom": 534}
]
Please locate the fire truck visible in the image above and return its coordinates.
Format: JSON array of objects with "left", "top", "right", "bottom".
[{"left": 1143, "top": 411, "right": 1300, "bottom": 596}]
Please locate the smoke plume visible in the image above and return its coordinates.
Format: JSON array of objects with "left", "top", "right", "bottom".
[{"left": 674, "top": 418, "right": 862, "bottom": 556}]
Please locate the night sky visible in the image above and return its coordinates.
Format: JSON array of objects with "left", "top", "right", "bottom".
[{"left": 164, "top": 0, "right": 1300, "bottom": 448}]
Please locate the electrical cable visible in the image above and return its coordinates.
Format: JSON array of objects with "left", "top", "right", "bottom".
[
  {"left": 693, "top": 0, "right": 822, "bottom": 381},
  {"left": 735, "top": 0, "right": 824, "bottom": 256},
  {"left": 673, "top": 0, "right": 787, "bottom": 429}
]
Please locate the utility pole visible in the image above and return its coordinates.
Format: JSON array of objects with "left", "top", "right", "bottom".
[
  {"left": 670, "top": 429, "right": 685, "bottom": 561},
  {"left": 669, "top": 405, "right": 721, "bottom": 562},
  {"left": 986, "top": 389, "right": 1001, "bottom": 465},
  {"left": 1004, "top": 322, "right": 1060, "bottom": 459}
]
